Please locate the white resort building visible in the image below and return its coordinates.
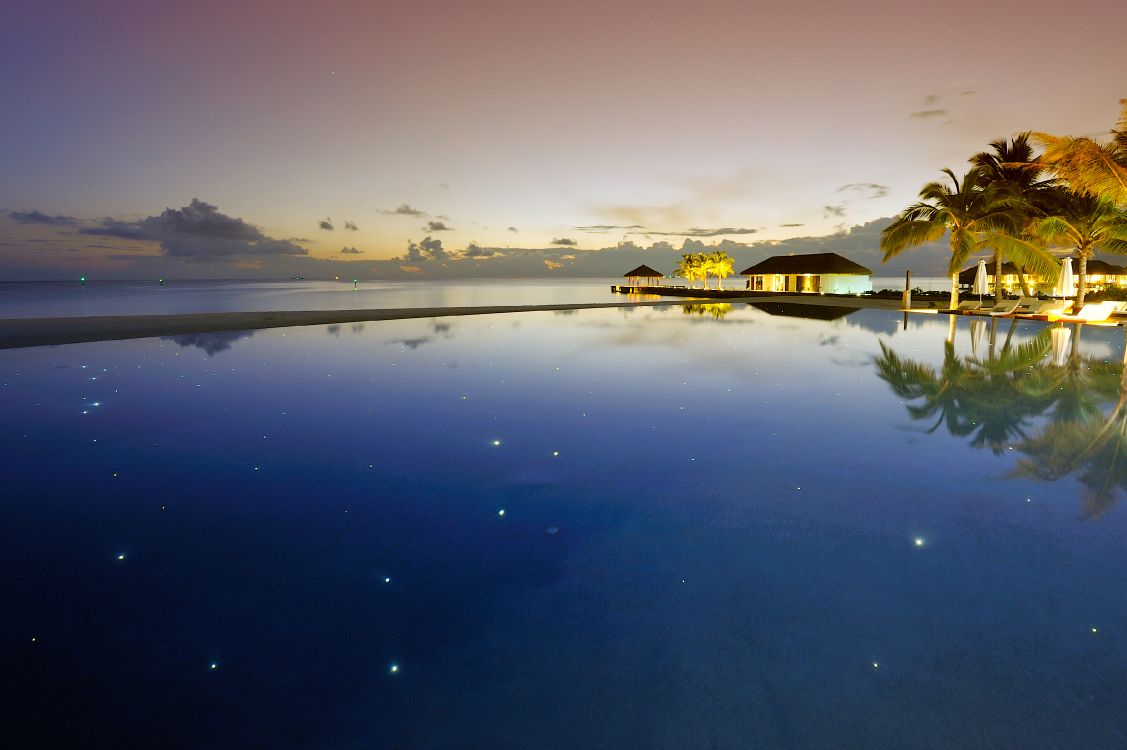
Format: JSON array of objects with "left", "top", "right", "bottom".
[{"left": 740, "top": 252, "right": 873, "bottom": 294}]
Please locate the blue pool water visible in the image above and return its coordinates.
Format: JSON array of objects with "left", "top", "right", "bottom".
[{"left": 2, "top": 302, "right": 1126, "bottom": 748}]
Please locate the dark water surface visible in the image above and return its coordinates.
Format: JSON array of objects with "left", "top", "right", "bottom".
[{"left": 3, "top": 303, "right": 1126, "bottom": 748}]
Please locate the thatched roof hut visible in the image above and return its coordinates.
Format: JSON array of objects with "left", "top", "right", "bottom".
[{"left": 622, "top": 264, "right": 664, "bottom": 286}]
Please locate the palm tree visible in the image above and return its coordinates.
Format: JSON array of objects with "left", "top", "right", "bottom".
[
  {"left": 706, "top": 251, "right": 734, "bottom": 290},
  {"left": 881, "top": 167, "right": 1026, "bottom": 309},
  {"left": 1028, "top": 194, "right": 1127, "bottom": 305},
  {"left": 676, "top": 254, "right": 704, "bottom": 288},
  {"left": 971, "top": 134, "right": 1061, "bottom": 300},
  {"left": 1033, "top": 100, "right": 1127, "bottom": 206}
]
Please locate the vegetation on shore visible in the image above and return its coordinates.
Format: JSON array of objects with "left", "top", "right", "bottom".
[
  {"left": 881, "top": 100, "right": 1127, "bottom": 307},
  {"left": 675, "top": 251, "right": 735, "bottom": 290}
]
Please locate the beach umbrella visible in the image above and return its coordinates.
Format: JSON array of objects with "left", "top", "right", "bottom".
[
  {"left": 969, "top": 318, "right": 985, "bottom": 359},
  {"left": 1054, "top": 257, "right": 1076, "bottom": 298},
  {"left": 1050, "top": 324, "right": 1072, "bottom": 367},
  {"left": 973, "top": 259, "right": 989, "bottom": 302}
]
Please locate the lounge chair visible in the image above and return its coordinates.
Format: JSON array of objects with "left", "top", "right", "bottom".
[
  {"left": 1053, "top": 301, "right": 1119, "bottom": 322},
  {"left": 1014, "top": 296, "right": 1041, "bottom": 313},
  {"left": 987, "top": 299, "right": 1020, "bottom": 316},
  {"left": 944, "top": 300, "right": 982, "bottom": 314},
  {"left": 1028, "top": 299, "right": 1072, "bottom": 316}
]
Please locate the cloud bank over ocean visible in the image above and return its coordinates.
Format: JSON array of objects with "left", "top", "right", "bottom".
[{"left": 1, "top": 203, "right": 952, "bottom": 279}]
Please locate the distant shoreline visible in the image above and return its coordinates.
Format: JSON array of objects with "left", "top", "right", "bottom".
[{"left": 0, "top": 295, "right": 910, "bottom": 350}]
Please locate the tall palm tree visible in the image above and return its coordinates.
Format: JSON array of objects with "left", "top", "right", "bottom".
[
  {"left": 706, "top": 250, "right": 734, "bottom": 290},
  {"left": 1033, "top": 99, "right": 1127, "bottom": 206},
  {"left": 1028, "top": 194, "right": 1127, "bottom": 304},
  {"left": 881, "top": 167, "right": 1024, "bottom": 309},
  {"left": 971, "top": 134, "right": 1060, "bottom": 299},
  {"left": 676, "top": 253, "right": 704, "bottom": 289}
]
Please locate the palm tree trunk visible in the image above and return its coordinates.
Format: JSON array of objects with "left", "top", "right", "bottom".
[
  {"left": 994, "top": 254, "right": 1004, "bottom": 302},
  {"left": 1016, "top": 270, "right": 1031, "bottom": 296},
  {"left": 1077, "top": 255, "right": 1088, "bottom": 306},
  {"left": 950, "top": 273, "right": 959, "bottom": 309}
]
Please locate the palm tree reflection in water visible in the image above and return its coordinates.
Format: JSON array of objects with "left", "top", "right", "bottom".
[
  {"left": 680, "top": 303, "right": 733, "bottom": 320},
  {"left": 876, "top": 318, "right": 1127, "bottom": 519}
]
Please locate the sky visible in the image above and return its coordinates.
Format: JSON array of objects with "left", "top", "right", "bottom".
[{"left": 1, "top": 0, "right": 1125, "bottom": 280}]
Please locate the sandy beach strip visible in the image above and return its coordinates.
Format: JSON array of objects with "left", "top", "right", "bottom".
[{"left": 0, "top": 295, "right": 910, "bottom": 350}]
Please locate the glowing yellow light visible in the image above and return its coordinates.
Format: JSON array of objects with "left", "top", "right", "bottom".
[{"left": 914, "top": 537, "right": 925, "bottom": 547}]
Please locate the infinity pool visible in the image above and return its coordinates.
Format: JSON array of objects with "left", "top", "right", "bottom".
[{"left": 3, "top": 303, "right": 1125, "bottom": 748}]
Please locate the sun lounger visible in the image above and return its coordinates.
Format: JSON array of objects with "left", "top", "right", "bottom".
[
  {"left": 987, "top": 299, "right": 1020, "bottom": 316},
  {"left": 942, "top": 300, "right": 982, "bottom": 314},
  {"left": 1014, "top": 296, "right": 1041, "bottom": 313},
  {"left": 1028, "top": 299, "right": 1072, "bottom": 316},
  {"left": 1052, "top": 301, "right": 1119, "bottom": 322}
]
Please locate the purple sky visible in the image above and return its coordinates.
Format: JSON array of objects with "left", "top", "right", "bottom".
[{"left": 2, "top": 0, "right": 1125, "bottom": 278}]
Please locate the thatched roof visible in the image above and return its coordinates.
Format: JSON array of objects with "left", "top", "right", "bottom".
[
  {"left": 739, "top": 252, "right": 871, "bottom": 276},
  {"left": 623, "top": 264, "right": 664, "bottom": 278},
  {"left": 958, "top": 258, "right": 1127, "bottom": 283}
]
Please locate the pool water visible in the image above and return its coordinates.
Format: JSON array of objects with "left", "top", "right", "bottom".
[{"left": 3, "top": 303, "right": 1125, "bottom": 748}]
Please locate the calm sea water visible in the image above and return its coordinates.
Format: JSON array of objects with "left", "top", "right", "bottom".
[
  {"left": 3, "top": 302, "right": 1126, "bottom": 748},
  {"left": 0, "top": 278, "right": 630, "bottom": 319},
  {"left": 0, "top": 277, "right": 952, "bottom": 319}
]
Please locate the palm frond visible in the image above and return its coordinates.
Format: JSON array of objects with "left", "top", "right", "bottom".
[{"left": 880, "top": 218, "right": 945, "bottom": 260}]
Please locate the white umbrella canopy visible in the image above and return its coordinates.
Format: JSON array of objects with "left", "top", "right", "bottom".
[
  {"left": 1054, "top": 257, "right": 1076, "bottom": 297},
  {"left": 973, "top": 259, "right": 989, "bottom": 298}
]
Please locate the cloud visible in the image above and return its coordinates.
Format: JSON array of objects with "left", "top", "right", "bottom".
[
  {"left": 463, "top": 243, "right": 495, "bottom": 258},
  {"left": 909, "top": 109, "right": 948, "bottom": 119},
  {"left": 340, "top": 246, "right": 364, "bottom": 254},
  {"left": 923, "top": 94, "right": 940, "bottom": 105},
  {"left": 836, "top": 183, "right": 889, "bottom": 199},
  {"left": 646, "top": 227, "right": 758, "bottom": 237},
  {"left": 344, "top": 221, "right": 358, "bottom": 231},
  {"left": 426, "top": 221, "right": 453, "bottom": 231},
  {"left": 80, "top": 198, "right": 308, "bottom": 258},
  {"left": 779, "top": 223, "right": 804, "bottom": 227},
  {"left": 319, "top": 218, "right": 334, "bottom": 230},
  {"left": 381, "top": 204, "right": 425, "bottom": 216},
  {"left": 7, "top": 209, "right": 80, "bottom": 226},
  {"left": 573, "top": 224, "right": 646, "bottom": 232},
  {"left": 507, "top": 226, "right": 519, "bottom": 232},
  {"left": 822, "top": 204, "right": 847, "bottom": 218},
  {"left": 404, "top": 236, "right": 450, "bottom": 262},
  {"left": 551, "top": 237, "right": 577, "bottom": 246},
  {"left": 544, "top": 259, "right": 564, "bottom": 270}
]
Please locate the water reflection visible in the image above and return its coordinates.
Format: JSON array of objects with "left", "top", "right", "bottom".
[
  {"left": 877, "top": 318, "right": 1127, "bottom": 518},
  {"left": 162, "top": 329, "right": 255, "bottom": 356},
  {"left": 750, "top": 301, "right": 859, "bottom": 321},
  {"left": 680, "top": 303, "right": 733, "bottom": 319}
]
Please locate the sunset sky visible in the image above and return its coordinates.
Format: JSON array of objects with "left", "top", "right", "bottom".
[{"left": 2, "top": 0, "right": 1125, "bottom": 279}]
